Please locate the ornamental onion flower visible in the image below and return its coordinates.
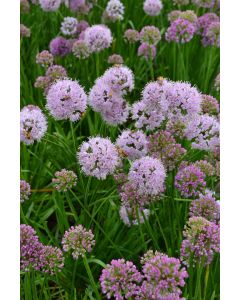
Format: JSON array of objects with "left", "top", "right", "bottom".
[
  {"left": 108, "top": 54, "right": 124, "bottom": 64},
  {"left": 84, "top": 25, "right": 112, "bottom": 53},
  {"left": 76, "top": 20, "right": 89, "bottom": 34},
  {"left": 61, "top": 17, "right": 78, "bottom": 36},
  {"left": 45, "top": 65, "right": 67, "bottom": 81},
  {"left": 20, "top": 105, "right": 47, "bottom": 145},
  {"left": 104, "top": 0, "right": 125, "bottom": 22},
  {"left": 128, "top": 156, "right": 166, "bottom": 196},
  {"left": 20, "top": 180, "right": 31, "bottom": 203},
  {"left": 49, "top": 36, "right": 72, "bottom": 57},
  {"left": 52, "top": 169, "right": 77, "bottom": 192},
  {"left": 138, "top": 43, "right": 157, "bottom": 60},
  {"left": 100, "top": 259, "right": 143, "bottom": 300},
  {"left": 78, "top": 137, "right": 120, "bottom": 180},
  {"left": 62, "top": 225, "right": 95, "bottom": 259},
  {"left": 165, "top": 18, "right": 196, "bottom": 43},
  {"left": 201, "top": 94, "right": 219, "bottom": 115},
  {"left": 20, "top": 0, "right": 30, "bottom": 13},
  {"left": 202, "top": 21, "right": 220, "bottom": 47},
  {"left": 72, "top": 40, "right": 90, "bottom": 59},
  {"left": 20, "top": 24, "right": 31, "bottom": 37},
  {"left": 197, "top": 13, "right": 220, "bottom": 35},
  {"left": 39, "top": 0, "right": 61, "bottom": 11},
  {"left": 193, "top": 160, "right": 215, "bottom": 177},
  {"left": 124, "top": 29, "right": 140, "bottom": 43},
  {"left": 169, "top": 10, "right": 197, "bottom": 25},
  {"left": 139, "top": 26, "right": 161, "bottom": 46},
  {"left": 36, "top": 50, "right": 54, "bottom": 68},
  {"left": 143, "top": 0, "right": 163, "bottom": 17},
  {"left": 41, "top": 246, "right": 64, "bottom": 275},
  {"left": 46, "top": 79, "right": 87, "bottom": 121},
  {"left": 192, "top": 0, "right": 215, "bottom": 8},
  {"left": 66, "top": 0, "right": 94, "bottom": 14}
]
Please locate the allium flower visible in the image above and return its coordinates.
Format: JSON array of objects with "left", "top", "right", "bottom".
[
  {"left": 166, "top": 118, "right": 186, "bottom": 139},
  {"left": 20, "top": 0, "right": 30, "bottom": 13},
  {"left": 179, "top": 10, "right": 198, "bottom": 24},
  {"left": 192, "top": 0, "right": 215, "bottom": 8},
  {"left": 62, "top": 225, "right": 95, "bottom": 259},
  {"left": 197, "top": 13, "right": 220, "bottom": 35},
  {"left": 100, "top": 259, "right": 143, "bottom": 300},
  {"left": 20, "top": 105, "right": 47, "bottom": 145},
  {"left": 88, "top": 81, "right": 129, "bottom": 125},
  {"left": 139, "top": 26, "right": 161, "bottom": 46},
  {"left": 181, "top": 216, "right": 220, "bottom": 266},
  {"left": 193, "top": 160, "right": 215, "bottom": 177},
  {"left": 45, "top": 65, "right": 67, "bottom": 81},
  {"left": 119, "top": 205, "right": 150, "bottom": 227},
  {"left": 201, "top": 94, "right": 219, "bottom": 115},
  {"left": 46, "top": 79, "right": 87, "bottom": 121},
  {"left": 76, "top": 20, "right": 89, "bottom": 34},
  {"left": 104, "top": 0, "right": 125, "bottom": 22},
  {"left": 20, "top": 24, "right": 31, "bottom": 37},
  {"left": 21, "top": 224, "right": 44, "bottom": 271},
  {"left": 78, "top": 137, "right": 120, "bottom": 180},
  {"left": 138, "top": 43, "right": 157, "bottom": 60},
  {"left": 41, "top": 246, "right": 64, "bottom": 275},
  {"left": 52, "top": 169, "right": 77, "bottom": 192},
  {"left": 20, "top": 180, "right": 31, "bottom": 203},
  {"left": 84, "top": 25, "right": 112, "bottom": 53},
  {"left": 61, "top": 17, "right": 78, "bottom": 36},
  {"left": 173, "top": 0, "right": 189, "bottom": 4},
  {"left": 39, "top": 0, "right": 61, "bottom": 11},
  {"left": 49, "top": 36, "right": 72, "bottom": 57},
  {"left": 214, "top": 73, "right": 220, "bottom": 92},
  {"left": 108, "top": 54, "right": 124, "bottom": 64},
  {"left": 168, "top": 10, "right": 181, "bottom": 23},
  {"left": 102, "top": 65, "right": 134, "bottom": 93},
  {"left": 116, "top": 130, "right": 148, "bottom": 160},
  {"left": 175, "top": 165, "right": 206, "bottom": 198},
  {"left": 143, "top": 0, "right": 163, "bottom": 17},
  {"left": 184, "top": 114, "right": 220, "bottom": 151},
  {"left": 72, "top": 40, "right": 90, "bottom": 59},
  {"left": 128, "top": 156, "right": 166, "bottom": 196},
  {"left": 67, "top": 0, "right": 94, "bottom": 14},
  {"left": 124, "top": 29, "right": 140, "bottom": 43},
  {"left": 140, "top": 252, "right": 188, "bottom": 299},
  {"left": 36, "top": 50, "right": 54, "bottom": 68},
  {"left": 202, "top": 21, "right": 220, "bottom": 47},
  {"left": 189, "top": 192, "right": 220, "bottom": 223},
  {"left": 147, "top": 130, "right": 186, "bottom": 171},
  {"left": 165, "top": 18, "right": 196, "bottom": 43},
  {"left": 34, "top": 76, "right": 51, "bottom": 92}
]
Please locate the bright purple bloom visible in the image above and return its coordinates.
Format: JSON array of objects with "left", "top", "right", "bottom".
[
  {"left": 202, "top": 21, "right": 220, "bottom": 47},
  {"left": 49, "top": 36, "right": 72, "bottom": 57},
  {"left": 139, "top": 26, "right": 161, "bottom": 46},
  {"left": 66, "top": 0, "right": 94, "bottom": 14},
  {"left": 46, "top": 79, "right": 87, "bottom": 121},
  {"left": 39, "top": 0, "right": 61, "bottom": 11},
  {"left": 193, "top": 160, "right": 215, "bottom": 177},
  {"left": 138, "top": 43, "right": 157, "bottom": 60},
  {"left": 52, "top": 169, "right": 77, "bottom": 192},
  {"left": 143, "top": 0, "right": 163, "bottom": 17},
  {"left": 124, "top": 29, "right": 140, "bottom": 43},
  {"left": 165, "top": 18, "right": 196, "bottom": 43},
  {"left": 128, "top": 156, "right": 166, "bottom": 196},
  {"left": 197, "top": 13, "right": 219, "bottom": 35},
  {"left": 20, "top": 180, "right": 31, "bottom": 203},
  {"left": 78, "top": 137, "right": 120, "bottom": 180},
  {"left": 36, "top": 50, "right": 54, "bottom": 68},
  {"left": 100, "top": 259, "right": 143, "bottom": 300},
  {"left": 20, "top": 105, "right": 47, "bottom": 145},
  {"left": 41, "top": 246, "right": 64, "bottom": 275},
  {"left": 104, "top": 0, "right": 125, "bottom": 22},
  {"left": 76, "top": 20, "right": 89, "bottom": 34},
  {"left": 62, "top": 225, "right": 95, "bottom": 259},
  {"left": 84, "top": 25, "right": 112, "bottom": 53},
  {"left": 201, "top": 94, "right": 219, "bottom": 115},
  {"left": 61, "top": 17, "right": 78, "bottom": 36}
]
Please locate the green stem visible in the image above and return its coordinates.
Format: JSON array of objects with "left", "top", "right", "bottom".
[
  {"left": 70, "top": 122, "right": 77, "bottom": 153},
  {"left": 83, "top": 255, "right": 101, "bottom": 300},
  {"left": 96, "top": 53, "right": 100, "bottom": 78},
  {"left": 203, "top": 265, "right": 210, "bottom": 300},
  {"left": 71, "top": 259, "right": 78, "bottom": 299},
  {"left": 195, "top": 263, "right": 203, "bottom": 300}
]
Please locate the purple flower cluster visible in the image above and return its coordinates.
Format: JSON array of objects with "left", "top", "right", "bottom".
[
  {"left": 66, "top": 0, "right": 95, "bottom": 14},
  {"left": 108, "top": 54, "right": 124, "bottom": 64},
  {"left": 124, "top": 29, "right": 140, "bottom": 43},
  {"left": 84, "top": 25, "right": 113, "bottom": 53},
  {"left": 165, "top": 18, "right": 196, "bottom": 43},
  {"left": 49, "top": 36, "right": 72, "bottom": 57},
  {"left": 20, "top": 180, "right": 31, "bottom": 203},
  {"left": 52, "top": 169, "right": 77, "bottom": 192},
  {"left": 143, "top": 0, "right": 163, "bottom": 17},
  {"left": 39, "top": 0, "right": 61, "bottom": 12},
  {"left": 20, "top": 24, "right": 31, "bottom": 38},
  {"left": 192, "top": 160, "right": 215, "bottom": 177},
  {"left": 72, "top": 40, "right": 90, "bottom": 59},
  {"left": 100, "top": 259, "right": 143, "bottom": 300},
  {"left": 20, "top": 105, "right": 47, "bottom": 145},
  {"left": 175, "top": 164, "right": 206, "bottom": 198},
  {"left": 139, "top": 26, "right": 161, "bottom": 46},
  {"left": 202, "top": 22, "right": 220, "bottom": 47},
  {"left": 138, "top": 43, "right": 157, "bottom": 60},
  {"left": 103, "top": 0, "right": 125, "bottom": 22},
  {"left": 46, "top": 79, "right": 87, "bottom": 121},
  {"left": 168, "top": 10, "right": 197, "bottom": 25},
  {"left": 192, "top": 0, "right": 215, "bottom": 8},
  {"left": 119, "top": 205, "right": 150, "bottom": 226},
  {"left": 62, "top": 225, "right": 95, "bottom": 259},
  {"left": 201, "top": 94, "right": 219, "bottom": 115},
  {"left": 78, "top": 137, "right": 120, "bottom": 179},
  {"left": 21, "top": 0, "right": 30, "bottom": 13},
  {"left": 197, "top": 13, "right": 219, "bottom": 35},
  {"left": 40, "top": 246, "right": 64, "bottom": 275},
  {"left": 181, "top": 216, "right": 220, "bottom": 266},
  {"left": 36, "top": 50, "right": 54, "bottom": 68},
  {"left": 61, "top": 17, "right": 78, "bottom": 36}
]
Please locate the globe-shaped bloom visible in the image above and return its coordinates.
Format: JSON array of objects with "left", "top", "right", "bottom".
[
  {"left": 20, "top": 180, "right": 31, "bottom": 203},
  {"left": 46, "top": 79, "right": 87, "bottom": 121},
  {"left": 52, "top": 169, "right": 77, "bottom": 192},
  {"left": 40, "top": 246, "right": 64, "bottom": 275},
  {"left": 197, "top": 13, "right": 219, "bottom": 35},
  {"left": 20, "top": 105, "right": 48, "bottom": 145},
  {"left": 107, "top": 54, "right": 124, "bottom": 64},
  {"left": 165, "top": 18, "right": 196, "bottom": 43},
  {"left": 20, "top": 24, "right": 31, "bottom": 38},
  {"left": 201, "top": 94, "right": 219, "bottom": 115},
  {"left": 143, "top": 0, "right": 163, "bottom": 17},
  {"left": 202, "top": 21, "right": 220, "bottom": 47},
  {"left": 124, "top": 29, "right": 140, "bottom": 43},
  {"left": 39, "top": 0, "right": 61, "bottom": 11},
  {"left": 49, "top": 36, "right": 72, "bottom": 57},
  {"left": 128, "top": 156, "right": 166, "bottom": 196},
  {"left": 72, "top": 40, "right": 90, "bottom": 59},
  {"left": 36, "top": 50, "right": 54, "bottom": 68},
  {"left": 61, "top": 17, "right": 78, "bottom": 36},
  {"left": 139, "top": 26, "right": 161, "bottom": 46},
  {"left": 138, "top": 43, "right": 157, "bottom": 60},
  {"left": 192, "top": 0, "right": 215, "bottom": 8},
  {"left": 104, "top": 0, "right": 125, "bottom": 22},
  {"left": 84, "top": 25, "right": 112, "bottom": 53},
  {"left": 78, "top": 137, "right": 120, "bottom": 179}
]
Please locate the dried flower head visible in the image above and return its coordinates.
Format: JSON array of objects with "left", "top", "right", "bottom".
[
  {"left": 192, "top": 0, "right": 215, "bottom": 8},
  {"left": 72, "top": 39, "right": 90, "bottom": 59}
]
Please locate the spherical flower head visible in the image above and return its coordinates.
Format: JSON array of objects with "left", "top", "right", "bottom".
[
  {"left": 84, "top": 25, "right": 112, "bottom": 53},
  {"left": 60, "top": 17, "right": 78, "bottom": 36},
  {"left": 20, "top": 105, "right": 47, "bottom": 145},
  {"left": 193, "top": 160, "right": 215, "bottom": 177},
  {"left": 100, "top": 258, "right": 143, "bottom": 300},
  {"left": 102, "top": 65, "right": 134, "bottom": 94},
  {"left": 192, "top": 0, "right": 215, "bottom": 8},
  {"left": 180, "top": 10, "right": 198, "bottom": 25},
  {"left": 116, "top": 130, "right": 148, "bottom": 160},
  {"left": 201, "top": 94, "right": 219, "bottom": 115},
  {"left": 197, "top": 13, "right": 219, "bottom": 35},
  {"left": 202, "top": 21, "right": 220, "bottom": 48},
  {"left": 168, "top": 10, "right": 182, "bottom": 23},
  {"left": 20, "top": 180, "right": 31, "bottom": 203},
  {"left": 76, "top": 20, "right": 89, "bottom": 34},
  {"left": 108, "top": 54, "right": 124, "bottom": 64},
  {"left": 20, "top": 0, "right": 30, "bottom": 13},
  {"left": 67, "top": 0, "right": 94, "bottom": 14},
  {"left": 189, "top": 192, "right": 220, "bottom": 223},
  {"left": 104, "top": 0, "right": 125, "bottom": 22},
  {"left": 119, "top": 205, "right": 150, "bottom": 227},
  {"left": 184, "top": 114, "right": 219, "bottom": 151},
  {"left": 52, "top": 169, "right": 77, "bottom": 192},
  {"left": 138, "top": 43, "right": 157, "bottom": 60},
  {"left": 39, "top": 0, "right": 61, "bottom": 11},
  {"left": 141, "top": 252, "right": 188, "bottom": 297},
  {"left": 143, "top": 0, "right": 163, "bottom": 17},
  {"left": 20, "top": 24, "right": 31, "bottom": 38},
  {"left": 34, "top": 76, "right": 52, "bottom": 93},
  {"left": 165, "top": 18, "right": 196, "bottom": 43},
  {"left": 124, "top": 29, "right": 140, "bottom": 43},
  {"left": 147, "top": 130, "right": 186, "bottom": 171},
  {"left": 173, "top": 0, "right": 189, "bottom": 5},
  {"left": 62, "top": 225, "right": 95, "bottom": 259},
  {"left": 36, "top": 50, "right": 54, "bottom": 68},
  {"left": 175, "top": 165, "right": 206, "bottom": 198},
  {"left": 128, "top": 156, "right": 166, "bottom": 196},
  {"left": 181, "top": 216, "right": 220, "bottom": 266},
  {"left": 49, "top": 36, "right": 72, "bottom": 57},
  {"left": 139, "top": 26, "right": 161, "bottom": 46},
  {"left": 72, "top": 39, "right": 90, "bottom": 59},
  {"left": 21, "top": 224, "right": 44, "bottom": 271},
  {"left": 40, "top": 246, "right": 64, "bottom": 275},
  {"left": 88, "top": 80, "right": 129, "bottom": 125},
  {"left": 214, "top": 73, "right": 220, "bottom": 92},
  {"left": 45, "top": 65, "right": 67, "bottom": 81},
  {"left": 78, "top": 137, "right": 120, "bottom": 180},
  {"left": 46, "top": 79, "right": 87, "bottom": 121}
]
